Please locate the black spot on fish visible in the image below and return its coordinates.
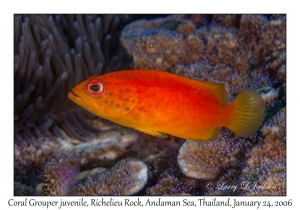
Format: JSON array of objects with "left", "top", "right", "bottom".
[
  {"left": 125, "top": 107, "right": 130, "bottom": 111},
  {"left": 116, "top": 104, "right": 120, "bottom": 107},
  {"left": 125, "top": 98, "right": 129, "bottom": 102},
  {"left": 105, "top": 100, "right": 108, "bottom": 104},
  {"left": 131, "top": 100, "right": 135, "bottom": 103},
  {"left": 109, "top": 92, "right": 113, "bottom": 96}
]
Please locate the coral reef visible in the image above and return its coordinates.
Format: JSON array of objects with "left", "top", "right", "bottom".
[
  {"left": 203, "top": 108, "right": 286, "bottom": 196},
  {"left": 75, "top": 167, "right": 107, "bottom": 182},
  {"left": 120, "top": 14, "right": 286, "bottom": 196},
  {"left": 146, "top": 150, "right": 204, "bottom": 195},
  {"left": 147, "top": 150, "right": 183, "bottom": 180},
  {"left": 121, "top": 14, "right": 286, "bottom": 98},
  {"left": 238, "top": 108, "right": 286, "bottom": 195},
  {"left": 72, "top": 128, "right": 139, "bottom": 169},
  {"left": 177, "top": 129, "right": 252, "bottom": 179},
  {"left": 14, "top": 182, "right": 35, "bottom": 196},
  {"left": 14, "top": 14, "right": 131, "bottom": 143},
  {"left": 14, "top": 123, "right": 139, "bottom": 195},
  {"left": 146, "top": 177, "right": 200, "bottom": 196},
  {"left": 68, "top": 159, "right": 148, "bottom": 195},
  {"left": 14, "top": 14, "right": 286, "bottom": 196}
]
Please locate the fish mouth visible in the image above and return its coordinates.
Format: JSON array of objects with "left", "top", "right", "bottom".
[
  {"left": 68, "top": 90, "right": 81, "bottom": 103},
  {"left": 68, "top": 90, "right": 93, "bottom": 112},
  {"left": 70, "top": 90, "right": 79, "bottom": 98},
  {"left": 68, "top": 90, "right": 80, "bottom": 101}
]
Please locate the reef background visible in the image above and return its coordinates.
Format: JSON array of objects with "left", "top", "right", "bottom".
[{"left": 14, "top": 14, "right": 286, "bottom": 196}]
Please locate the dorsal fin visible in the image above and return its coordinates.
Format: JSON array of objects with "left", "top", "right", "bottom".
[
  {"left": 212, "top": 83, "right": 230, "bottom": 104},
  {"left": 191, "top": 79, "right": 230, "bottom": 104}
]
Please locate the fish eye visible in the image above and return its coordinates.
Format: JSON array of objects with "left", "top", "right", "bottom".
[{"left": 87, "top": 80, "right": 104, "bottom": 96}]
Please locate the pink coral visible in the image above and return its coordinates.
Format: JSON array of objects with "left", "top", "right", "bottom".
[{"left": 41, "top": 159, "right": 79, "bottom": 196}]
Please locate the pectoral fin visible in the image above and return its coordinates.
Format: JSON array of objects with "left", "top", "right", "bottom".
[{"left": 134, "top": 127, "right": 168, "bottom": 138}]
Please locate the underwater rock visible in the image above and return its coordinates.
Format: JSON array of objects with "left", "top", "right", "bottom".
[{"left": 68, "top": 159, "right": 148, "bottom": 195}]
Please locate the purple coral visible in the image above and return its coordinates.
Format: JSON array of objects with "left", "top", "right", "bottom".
[{"left": 41, "top": 159, "right": 80, "bottom": 196}]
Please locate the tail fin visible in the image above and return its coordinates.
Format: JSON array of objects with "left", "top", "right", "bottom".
[{"left": 226, "top": 88, "right": 266, "bottom": 138}]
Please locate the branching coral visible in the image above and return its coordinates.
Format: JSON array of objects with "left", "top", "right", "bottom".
[{"left": 14, "top": 15, "right": 131, "bottom": 143}]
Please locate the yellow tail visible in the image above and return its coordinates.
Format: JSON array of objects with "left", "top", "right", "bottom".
[{"left": 226, "top": 88, "right": 266, "bottom": 138}]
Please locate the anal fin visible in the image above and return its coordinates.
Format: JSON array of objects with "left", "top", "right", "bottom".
[
  {"left": 134, "top": 127, "right": 168, "bottom": 138},
  {"left": 202, "top": 127, "right": 220, "bottom": 141}
]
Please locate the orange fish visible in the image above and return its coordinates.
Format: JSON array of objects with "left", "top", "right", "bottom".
[{"left": 68, "top": 70, "right": 266, "bottom": 141}]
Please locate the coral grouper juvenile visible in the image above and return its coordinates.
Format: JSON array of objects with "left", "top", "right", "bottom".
[{"left": 68, "top": 70, "right": 266, "bottom": 141}]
